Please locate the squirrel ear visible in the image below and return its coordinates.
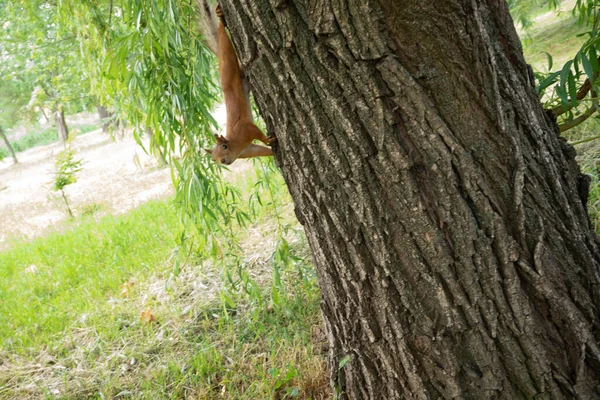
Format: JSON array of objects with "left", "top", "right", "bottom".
[
  {"left": 213, "top": 133, "right": 220, "bottom": 140},
  {"left": 204, "top": 148, "right": 213, "bottom": 155},
  {"left": 214, "top": 134, "right": 228, "bottom": 143}
]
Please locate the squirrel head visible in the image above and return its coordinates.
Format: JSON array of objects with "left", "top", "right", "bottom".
[{"left": 205, "top": 134, "right": 236, "bottom": 165}]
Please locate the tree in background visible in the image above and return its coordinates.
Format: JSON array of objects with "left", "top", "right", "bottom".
[
  {"left": 0, "top": 80, "right": 24, "bottom": 164},
  {"left": 53, "top": 148, "right": 83, "bottom": 218},
  {"left": 0, "top": 45, "right": 35, "bottom": 164},
  {"left": 0, "top": 128, "right": 17, "bottom": 164},
  {"left": 0, "top": 1, "right": 93, "bottom": 146}
]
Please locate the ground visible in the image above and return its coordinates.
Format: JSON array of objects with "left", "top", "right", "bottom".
[
  {"left": 0, "top": 128, "right": 173, "bottom": 248},
  {"left": 0, "top": 105, "right": 238, "bottom": 249}
]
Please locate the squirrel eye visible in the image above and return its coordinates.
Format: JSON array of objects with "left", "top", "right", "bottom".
[{"left": 221, "top": 144, "right": 228, "bottom": 150}]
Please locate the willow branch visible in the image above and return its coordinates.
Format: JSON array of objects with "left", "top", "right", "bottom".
[
  {"left": 558, "top": 104, "right": 598, "bottom": 132},
  {"left": 549, "top": 56, "right": 600, "bottom": 117},
  {"left": 570, "top": 133, "right": 600, "bottom": 145}
]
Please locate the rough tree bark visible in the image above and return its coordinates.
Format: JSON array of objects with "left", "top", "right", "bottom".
[
  {"left": 0, "top": 126, "right": 18, "bottom": 164},
  {"left": 220, "top": 1, "right": 600, "bottom": 398},
  {"left": 54, "top": 108, "right": 69, "bottom": 146}
]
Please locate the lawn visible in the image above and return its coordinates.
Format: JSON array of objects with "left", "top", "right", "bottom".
[{"left": 0, "top": 193, "right": 329, "bottom": 398}]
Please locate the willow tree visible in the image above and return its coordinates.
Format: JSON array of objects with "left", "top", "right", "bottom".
[
  {"left": 216, "top": 0, "right": 600, "bottom": 398},
  {"left": 54, "top": 0, "right": 600, "bottom": 396}
]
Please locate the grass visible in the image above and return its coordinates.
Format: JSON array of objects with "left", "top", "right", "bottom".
[
  {"left": 0, "top": 188, "right": 329, "bottom": 398},
  {"left": 0, "top": 123, "right": 99, "bottom": 160},
  {"left": 522, "top": 12, "right": 588, "bottom": 70},
  {"left": 0, "top": 200, "right": 181, "bottom": 352}
]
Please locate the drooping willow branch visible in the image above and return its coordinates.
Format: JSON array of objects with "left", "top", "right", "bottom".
[
  {"left": 547, "top": 56, "right": 600, "bottom": 132},
  {"left": 558, "top": 102, "right": 598, "bottom": 132},
  {"left": 547, "top": 56, "right": 600, "bottom": 123},
  {"left": 558, "top": 86, "right": 598, "bottom": 132}
]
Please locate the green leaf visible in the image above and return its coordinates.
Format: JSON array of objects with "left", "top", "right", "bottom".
[
  {"left": 582, "top": 52, "right": 595, "bottom": 83},
  {"left": 556, "top": 85, "right": 569, "bottom": 109},
  {"left": 590, "top": 46, "right": 598, "bottom": 73},
  {"left": 338, "top": 354, "right": 353, "bottom": 370},
  {"left": 560, "top": 60, "right": 573, "bottom": 94},
  {"left": 536, "top": 71, "right": 561, "bottom": 96},
  {"left": 544, "top": 51, "right": 553, "bottom": 70},
  {"left": 568, "top": 71, "right": 578, "bottom": 107}
]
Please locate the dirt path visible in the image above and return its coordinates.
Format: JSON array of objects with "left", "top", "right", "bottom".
[{"left": 0, "top": 129, "right": 173, "bottom": 248}]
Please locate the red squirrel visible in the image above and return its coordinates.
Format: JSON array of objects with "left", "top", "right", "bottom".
[{"left": 204, "top": 5, "right": 275, "bottom": 165}]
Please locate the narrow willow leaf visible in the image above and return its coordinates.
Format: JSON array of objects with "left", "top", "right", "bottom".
[
  {"left": 560, "top": 60, "right": 573, "bottom": 94},
  {"left": 536, "top": 71, "right": 561, "bottom": 96},
  {"left": 544, "top": 51, "right": 554, "bottom": 70},
  {"left": 568, "top": 72, "right": 578, "bottom": 107},
  {"left": 581, "top": 53, "right": 594, "bottom": 83},
  {"left": 556, "top": 85, "right": 569, "bottom": 109}
]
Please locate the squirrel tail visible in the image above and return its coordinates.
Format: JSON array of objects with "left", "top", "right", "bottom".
[{"left": 196, "top": 0, "right": 219, "bottom": 55}]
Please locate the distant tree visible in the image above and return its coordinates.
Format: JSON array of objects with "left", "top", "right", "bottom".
[
  {"left": 0, "top": 127, "right": 17, "bottom": 164},
  {"left": 0, "top": 62, "right": 34, "bottom": 164},
  {"left": 0, "top": 1, "right": 94, "bottom": 146}
]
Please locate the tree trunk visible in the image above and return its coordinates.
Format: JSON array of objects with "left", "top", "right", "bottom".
[
  {"left": 220, "top": 1, "right": 600, "bottom": 398},
  {"left": 40, "top": 107, "right": 50, "bottom": 124},
  {"left": 55, "top": 108, "right": 69, "bottom": 145},
  {"left": 0, "top": 126, "right": 18, "bottom": 164},
  {"left": 97, "top": 105, "right": 113, "bottom": 133}
]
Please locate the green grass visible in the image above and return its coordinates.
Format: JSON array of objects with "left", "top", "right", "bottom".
[
  {"left": 0, "top": 123, "right": 99, "bottom": 160},
  {"left": 0, "top": 200, "right": 181, "bottom": 353},
  {"left": 0, "top": 189, "right": 329, "bottom": 398},
  {"left": 522, "top": 12, "right": 588, "bottom": 70}
]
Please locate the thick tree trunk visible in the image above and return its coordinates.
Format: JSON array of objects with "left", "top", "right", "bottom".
[
  {"left": 221, "top": 1, "right": 600, "bottom": 398},
  {"left": 0, "top": 126, "right": 17, "bottom": 164},
  {"left": 54, "top": 108, "right": 69, "bottom": 145}
]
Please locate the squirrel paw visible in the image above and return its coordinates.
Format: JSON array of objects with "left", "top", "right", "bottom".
[
  {"left": 266, "top": 136, "right": 277, "bottom": 145},
  {"left": 215, "top": 4, "right": 224, "bottom": 20}
]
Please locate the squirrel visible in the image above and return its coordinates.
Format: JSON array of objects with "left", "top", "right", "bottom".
[{"left": 204, "top": 4, "right": 275, "bottom": 165}]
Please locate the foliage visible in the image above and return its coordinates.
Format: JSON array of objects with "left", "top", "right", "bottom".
[
  {"left": 508, "top": 0, "right": 558, "bottom": 29},
  {"left": 0, "top": 74, "right": 34, "bottom": 130},
  {"left": 52, "top": 0, "right": 259, "bottom": 250},
  {"left": 0, "top": 1, "right": 93, "bottom": 133},
  {"left": 53, "top": 147, "right": 83, "bottom": 217},
  {"left": 511, "top": 0, "right": 600, "bottom": 133},
  {"left": 53, "top": 148, "right": 82, "bottom": 192}
]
